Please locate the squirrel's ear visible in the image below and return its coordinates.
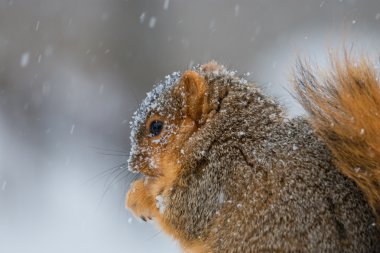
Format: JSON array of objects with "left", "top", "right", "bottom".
[{"left": 179, "top": 70, "right": 208, "bottom": 123}]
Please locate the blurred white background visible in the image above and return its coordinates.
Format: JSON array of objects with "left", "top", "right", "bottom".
[{"left": 1, "top": 0, "right": 380, "bottom": 252}]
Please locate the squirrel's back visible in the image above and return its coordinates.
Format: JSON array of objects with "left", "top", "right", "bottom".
[{"left": 186, "top": 83, "right": 379, "bottom": 251}]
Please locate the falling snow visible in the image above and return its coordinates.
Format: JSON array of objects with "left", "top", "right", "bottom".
[
  {"left": 139, "top": 12, "right": 146, "bottom": 23},
  {"left": 149, "top": 17, "right": 157, "bottom": 28},
  {"left": 234, "top": 5, "right": 240, "bottom": 17},
  {"left": 70, "top": 124, "right": 75, "bottom": 135},
  {"left": 163, "top": 0, "right": 170, "bottom": 10},
  {"left": 20, "top": 52, "right": 30, "bottom": 67},
  {"left": 1, "top": 181, "right": 7, "bottom": 191},
  {"left": 35, "top": 21, "right": 40, "bottom": 31}
]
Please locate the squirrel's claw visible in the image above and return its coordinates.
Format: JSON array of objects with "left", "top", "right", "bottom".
[{"left": 126, "top": 179, "right": 157, "bottom": 221}]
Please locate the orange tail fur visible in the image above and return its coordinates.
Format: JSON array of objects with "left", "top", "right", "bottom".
[{"left": 294, "top": 53, "right": 380, "bottom": 225}]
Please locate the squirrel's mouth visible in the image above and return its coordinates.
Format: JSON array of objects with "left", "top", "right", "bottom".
[{"left": 134, "top": 167, "right": 158, "bottom": 177}]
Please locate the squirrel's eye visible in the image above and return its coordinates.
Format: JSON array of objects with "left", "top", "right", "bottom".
[{"left": 149, "top": 120, "right": 164, "bottom": 137}]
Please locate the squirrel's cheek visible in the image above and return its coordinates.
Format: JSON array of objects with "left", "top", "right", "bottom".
[{"left": 147, "top": 156, "right": 159, "bottom": 170}]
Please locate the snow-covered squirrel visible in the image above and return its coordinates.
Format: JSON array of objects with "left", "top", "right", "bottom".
[{"left": 126, "top": 57, "right": 380, "bottom": 252}]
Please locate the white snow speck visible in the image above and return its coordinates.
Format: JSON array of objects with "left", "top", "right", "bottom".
[
  {"left": 269, "top": 113, "right": 276, "bottom": 120},
  {"left": 352, "top": 19, "right": 356, "bottom": 24},
  {"left": 149, "top": 17, "right": 157, "bottom": 28},
  {"left": 376, "top": 13, "right": 380, "bottom": 20},
  {"left": 128, "top": 217, "right": 133, "bottom": 224},
  {"left": 319, "top": 0, "right": 325, "bottom": 8},
  {"left": 139, "top": 12, "right": 146, "bottom": 23},
  {"left": 152, "top": 139, "right": 161, "bottom": 144},
  {"left": 218, "top": 192, "right": 225, "bottom": 204},
  {"left": 163, "top": 0, "right": 170, "bottom": 10},
  {"left": 237, "top": 203, "right": 243, "bottom": 209},
  {"left": 209, "top": 20, "right": 216, "bottom": 31},
  {"left": 20, "top": 52, "right": 30, "bottom": 67},
  {"left": 292, "top": 144, "right": 298, "bottom": 151},
  {"left": 35, "top": 20, "right": 40, "bottom": 31},
  {"left": 360, "top": 128, "right": 365, "bottom": 135},
  {"left": 234, "top": 5, "right": 240, "bottom": 16},
  {"left": 155, "top": 195, "right": 165, "bottom": 213},
  {"left": 37, "top": 54, "right": 42, "bottom": 63},
  {"left": 1, "top": 181, "right": 7, "bottom": 191},
  {"left": 70, "top": 124, "right": 75, "bottom": 135},
  {"left": 354, "top": 167, "right": 361, "bottom": 173}
]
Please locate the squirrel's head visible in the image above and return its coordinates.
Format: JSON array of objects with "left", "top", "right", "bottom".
[{"left": 128, "top": 62, "right": 228, "bottom": 177}]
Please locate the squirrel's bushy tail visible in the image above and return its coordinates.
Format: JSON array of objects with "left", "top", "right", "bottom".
[{"left": 294, "top": 53, "right": 380, "bottom": 224}]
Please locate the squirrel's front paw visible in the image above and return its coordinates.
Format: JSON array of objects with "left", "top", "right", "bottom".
[{"left": 126, "top": 179, "right": 156, "bottom": 221}]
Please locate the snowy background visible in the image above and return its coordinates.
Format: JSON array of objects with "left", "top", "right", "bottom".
[{"left": 1, "top": 0, "right": 380, "bottom": 252}]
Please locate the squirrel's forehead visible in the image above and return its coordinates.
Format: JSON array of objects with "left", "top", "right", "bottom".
[{"left": 130, "top": 71, "right": 181, "bottom": 136}]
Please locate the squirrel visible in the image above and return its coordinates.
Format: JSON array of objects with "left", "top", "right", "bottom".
[{"left": 126, "top": 56, "right": 380, "bottom": 252}]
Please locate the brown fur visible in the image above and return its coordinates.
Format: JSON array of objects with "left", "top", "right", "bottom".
[
  {"left": 127, "top": 60, "right": 380, "bottom": 252},
  {"left": 294, "top": 54, "right": 380, "bottom": 225},
  {"left": 127, "top": 71, "right": 210, "bottom": 250}
]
